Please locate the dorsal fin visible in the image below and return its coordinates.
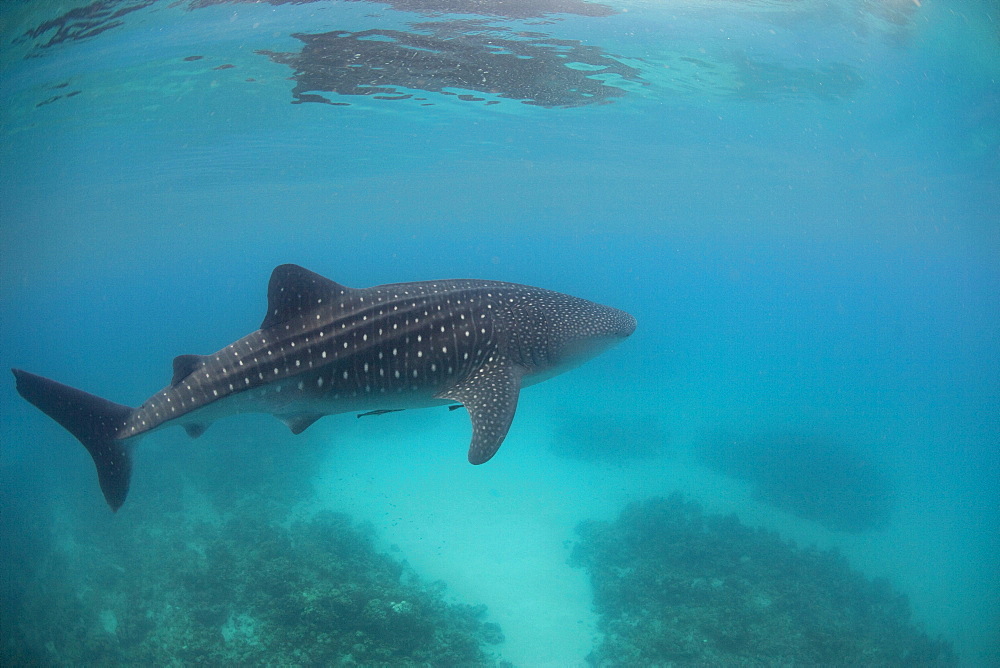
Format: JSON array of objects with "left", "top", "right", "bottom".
[
  {"left": 261, "top": 264, "right": 352, "bottom": 330},
  {"left": 171, "top": 354, "right": 208, "bottom": 386}
]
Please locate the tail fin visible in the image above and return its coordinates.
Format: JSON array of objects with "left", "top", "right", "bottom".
[{"left": 12, "top": 369, "right": 134, "bottom": 511}]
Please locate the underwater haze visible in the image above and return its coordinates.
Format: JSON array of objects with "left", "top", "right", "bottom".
[{"left": 1, "top": 0, "right": 998, "bottom": 665}]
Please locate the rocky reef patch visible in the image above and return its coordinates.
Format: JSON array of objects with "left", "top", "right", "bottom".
[
  {"left": 571, "top": 494, "right": 956, "bottom": 666},
  {"left": 3, "top": 510, "right": 504, "bottom": 665}
]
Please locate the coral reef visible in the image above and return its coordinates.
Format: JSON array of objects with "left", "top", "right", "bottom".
[
  {"left": 571, "top": 494, "right": 956, "bottom": 666},
  {"left": 697, "top": 430, "right": 894, "bottom": 532},
  {"left": 2, "top": 511, "right": 503, "bottom": 666}
]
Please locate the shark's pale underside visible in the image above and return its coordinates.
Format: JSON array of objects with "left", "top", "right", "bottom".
[{"left": 12, "top": 264, "right": 636, "bottom": 510}]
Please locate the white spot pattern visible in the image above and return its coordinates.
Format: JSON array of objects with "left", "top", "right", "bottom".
[{"left": 120, "top": 264, "right": 636, "bottom": 471}]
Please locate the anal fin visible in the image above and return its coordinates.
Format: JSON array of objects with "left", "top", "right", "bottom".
[
  {"left": 438, "top": 357, "right": 522, "bottom": 465},
  {"left": 183, "top": 423, "right": 209, "bottom": 439}
]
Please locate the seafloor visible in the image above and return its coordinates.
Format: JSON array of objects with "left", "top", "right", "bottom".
[{"left": 2, "top": 430, "right": 955, "bottom": 666}]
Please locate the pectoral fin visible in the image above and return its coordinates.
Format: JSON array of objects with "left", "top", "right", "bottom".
[{"left": 438, "top": 357, "right": 522, "bottom": 465}]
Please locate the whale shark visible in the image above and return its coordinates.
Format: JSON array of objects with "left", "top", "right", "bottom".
[{"left": 12, "top": 264, "right": 636, "bottom": 510}]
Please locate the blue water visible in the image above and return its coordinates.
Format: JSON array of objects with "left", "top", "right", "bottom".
[{"left": 1, "top": 0, "right": 997, "bottom": 665}]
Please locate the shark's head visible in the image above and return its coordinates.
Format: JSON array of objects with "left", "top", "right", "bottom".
[{"left": 502, "top": 288, "right": 636, "bottom": 383}]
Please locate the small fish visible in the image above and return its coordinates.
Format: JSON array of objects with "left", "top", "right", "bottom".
[{"left": 357, "top": 409, "right": 405, "bottom": 418}]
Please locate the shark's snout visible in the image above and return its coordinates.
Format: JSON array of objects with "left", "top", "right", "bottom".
[
  {"left": 595, "top": 306, "right": 636, "bottom": 340},
  {"left": 616, "top": 310, "right": 638, "bottom": 338}
]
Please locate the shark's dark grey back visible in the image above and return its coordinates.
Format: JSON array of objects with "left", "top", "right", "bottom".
[{"left": 130, "top": 267, "right": 517, "bottom": 436}]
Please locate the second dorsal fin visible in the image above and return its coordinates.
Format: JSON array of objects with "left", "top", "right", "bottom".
[
  {"left": 261, "top": 264, "right": 352, "bottom": 330},
  {"left": 171, "top": 354, "right": 208, "bottom": 386}
]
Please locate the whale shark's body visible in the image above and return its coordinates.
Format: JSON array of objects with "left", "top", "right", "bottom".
[{"left": 13, "top": 264, "right": 636, "bottom": 510}]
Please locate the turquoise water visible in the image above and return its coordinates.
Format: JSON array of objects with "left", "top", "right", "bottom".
[{"left": 1, "top": 0, "right": 997, "bottom": 665}]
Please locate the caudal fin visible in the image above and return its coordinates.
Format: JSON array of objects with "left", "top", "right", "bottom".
[{"left": 12, "top": 369, "right": 134, "bottom": 511}]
